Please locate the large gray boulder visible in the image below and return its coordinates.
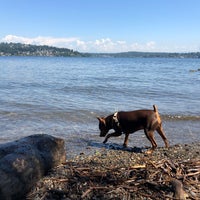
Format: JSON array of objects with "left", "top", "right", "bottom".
[{"left": 0, "top": 134, "right": 66, "bottom": 200}]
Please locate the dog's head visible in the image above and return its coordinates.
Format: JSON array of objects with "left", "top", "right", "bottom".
[{"left": 97, "top": 117, "right": 109, "bottom": 137}]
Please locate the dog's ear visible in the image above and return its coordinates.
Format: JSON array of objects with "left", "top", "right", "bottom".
[
  {"left": 97, "top": 117, "right": 101, "bottom": 121},
  {"left": 96, "top": 117, "right": 102, "bottom": 122},
  {"left": 97, "top": 117, "right": 106, "bottom": 125}
]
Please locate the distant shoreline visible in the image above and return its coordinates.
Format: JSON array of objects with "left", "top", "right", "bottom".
[{"left": 1, "top": 42, "right": 200, "bottom": 58}]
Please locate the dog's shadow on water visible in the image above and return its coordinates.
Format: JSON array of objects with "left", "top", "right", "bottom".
[{"left": 88, "top": 141, "right": 147, "bottom": 153}]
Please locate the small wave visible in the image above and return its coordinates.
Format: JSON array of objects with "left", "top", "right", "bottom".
[{"left": 162, "top": 115, "right": 200, "bottom": 121}]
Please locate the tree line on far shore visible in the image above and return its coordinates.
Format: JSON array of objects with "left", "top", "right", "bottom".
[{"left": 0, "top": 42, "right": 200, "bottom": 58}]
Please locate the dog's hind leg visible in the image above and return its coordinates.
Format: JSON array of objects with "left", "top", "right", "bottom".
[
  {"left": 144, "top": 129, "right": 157, "bottom": 151},
  {"left": 156, "top": 126, "right": 169, "bottom": 148}
]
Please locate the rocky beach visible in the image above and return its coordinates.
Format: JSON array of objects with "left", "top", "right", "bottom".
[{"left": 27, "top": 142, "right": 200, "bottom": 200}]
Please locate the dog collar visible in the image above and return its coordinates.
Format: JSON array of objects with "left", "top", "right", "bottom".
[{"left": 113, "top": 112, "right": 120, "bottom": 128}]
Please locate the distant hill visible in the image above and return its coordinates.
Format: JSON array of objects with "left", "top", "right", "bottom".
[
  {"left": 88, "top": 51, "right": 200, "bottom": 58},
  {"left": 0, "top": 42, "right": 83, "bottom": 57},
  {"left": 0, "top": 42, "right": 200, "bottom": 58}
]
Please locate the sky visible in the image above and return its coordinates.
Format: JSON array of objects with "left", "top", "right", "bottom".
[{"left": 0, "top": 0, "right": 200, "bottom": 53}]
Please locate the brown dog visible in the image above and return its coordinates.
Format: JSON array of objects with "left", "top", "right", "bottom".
[{"left": 97, "top": 105, "right": 169, "bottom": 152}]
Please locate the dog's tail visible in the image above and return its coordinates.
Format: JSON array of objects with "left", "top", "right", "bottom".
[
  {"left": 153, "top": 105, "right": 162, "bottom": 124},
  {"left": 153, "top": 105, "right": 158, "bottom": 112}
]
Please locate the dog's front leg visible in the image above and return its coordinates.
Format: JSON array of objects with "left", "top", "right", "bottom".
[
  {"left": 103, "top": 131, "right": 122, "bottom": 144},
  {"left": 123, "top": 133, "right": 129, "bottom": 147}
]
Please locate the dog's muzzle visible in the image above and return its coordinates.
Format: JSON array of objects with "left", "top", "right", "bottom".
[{"left": 100, "top": 131, "right": 107, "bottom": 137}]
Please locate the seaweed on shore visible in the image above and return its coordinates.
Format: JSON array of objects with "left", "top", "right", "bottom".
[{"left": 27, "top": 143, "right": 200, "bottom": 200}]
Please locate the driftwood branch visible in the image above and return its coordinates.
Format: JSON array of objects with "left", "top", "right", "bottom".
[{"left": 171, "top": 179, "right": 188, "bottom": 200}]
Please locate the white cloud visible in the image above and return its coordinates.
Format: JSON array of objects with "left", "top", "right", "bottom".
[
  {"left": 146, "top": 41, "right": 156, "bottom": 48},
  {"left": 0, "top": 35, "right": 119, "bottom": 52},
  {"left": 93, "top": 38, "right": 116, "bottom": 52},
  {"left": 1, "top": 34, "right": 198, "bottom": 53},
  {"left": 2, "top": 35, "right": 78, "bottom": 48}
]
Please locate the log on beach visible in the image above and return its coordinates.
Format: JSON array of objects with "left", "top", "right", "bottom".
[{"left": 0, "top": 134, "right": 66, "bottom": 200}]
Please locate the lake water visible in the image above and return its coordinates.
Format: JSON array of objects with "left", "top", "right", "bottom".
[{"left": 0, "top": 56, "right": 199, "bottom": 158}]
